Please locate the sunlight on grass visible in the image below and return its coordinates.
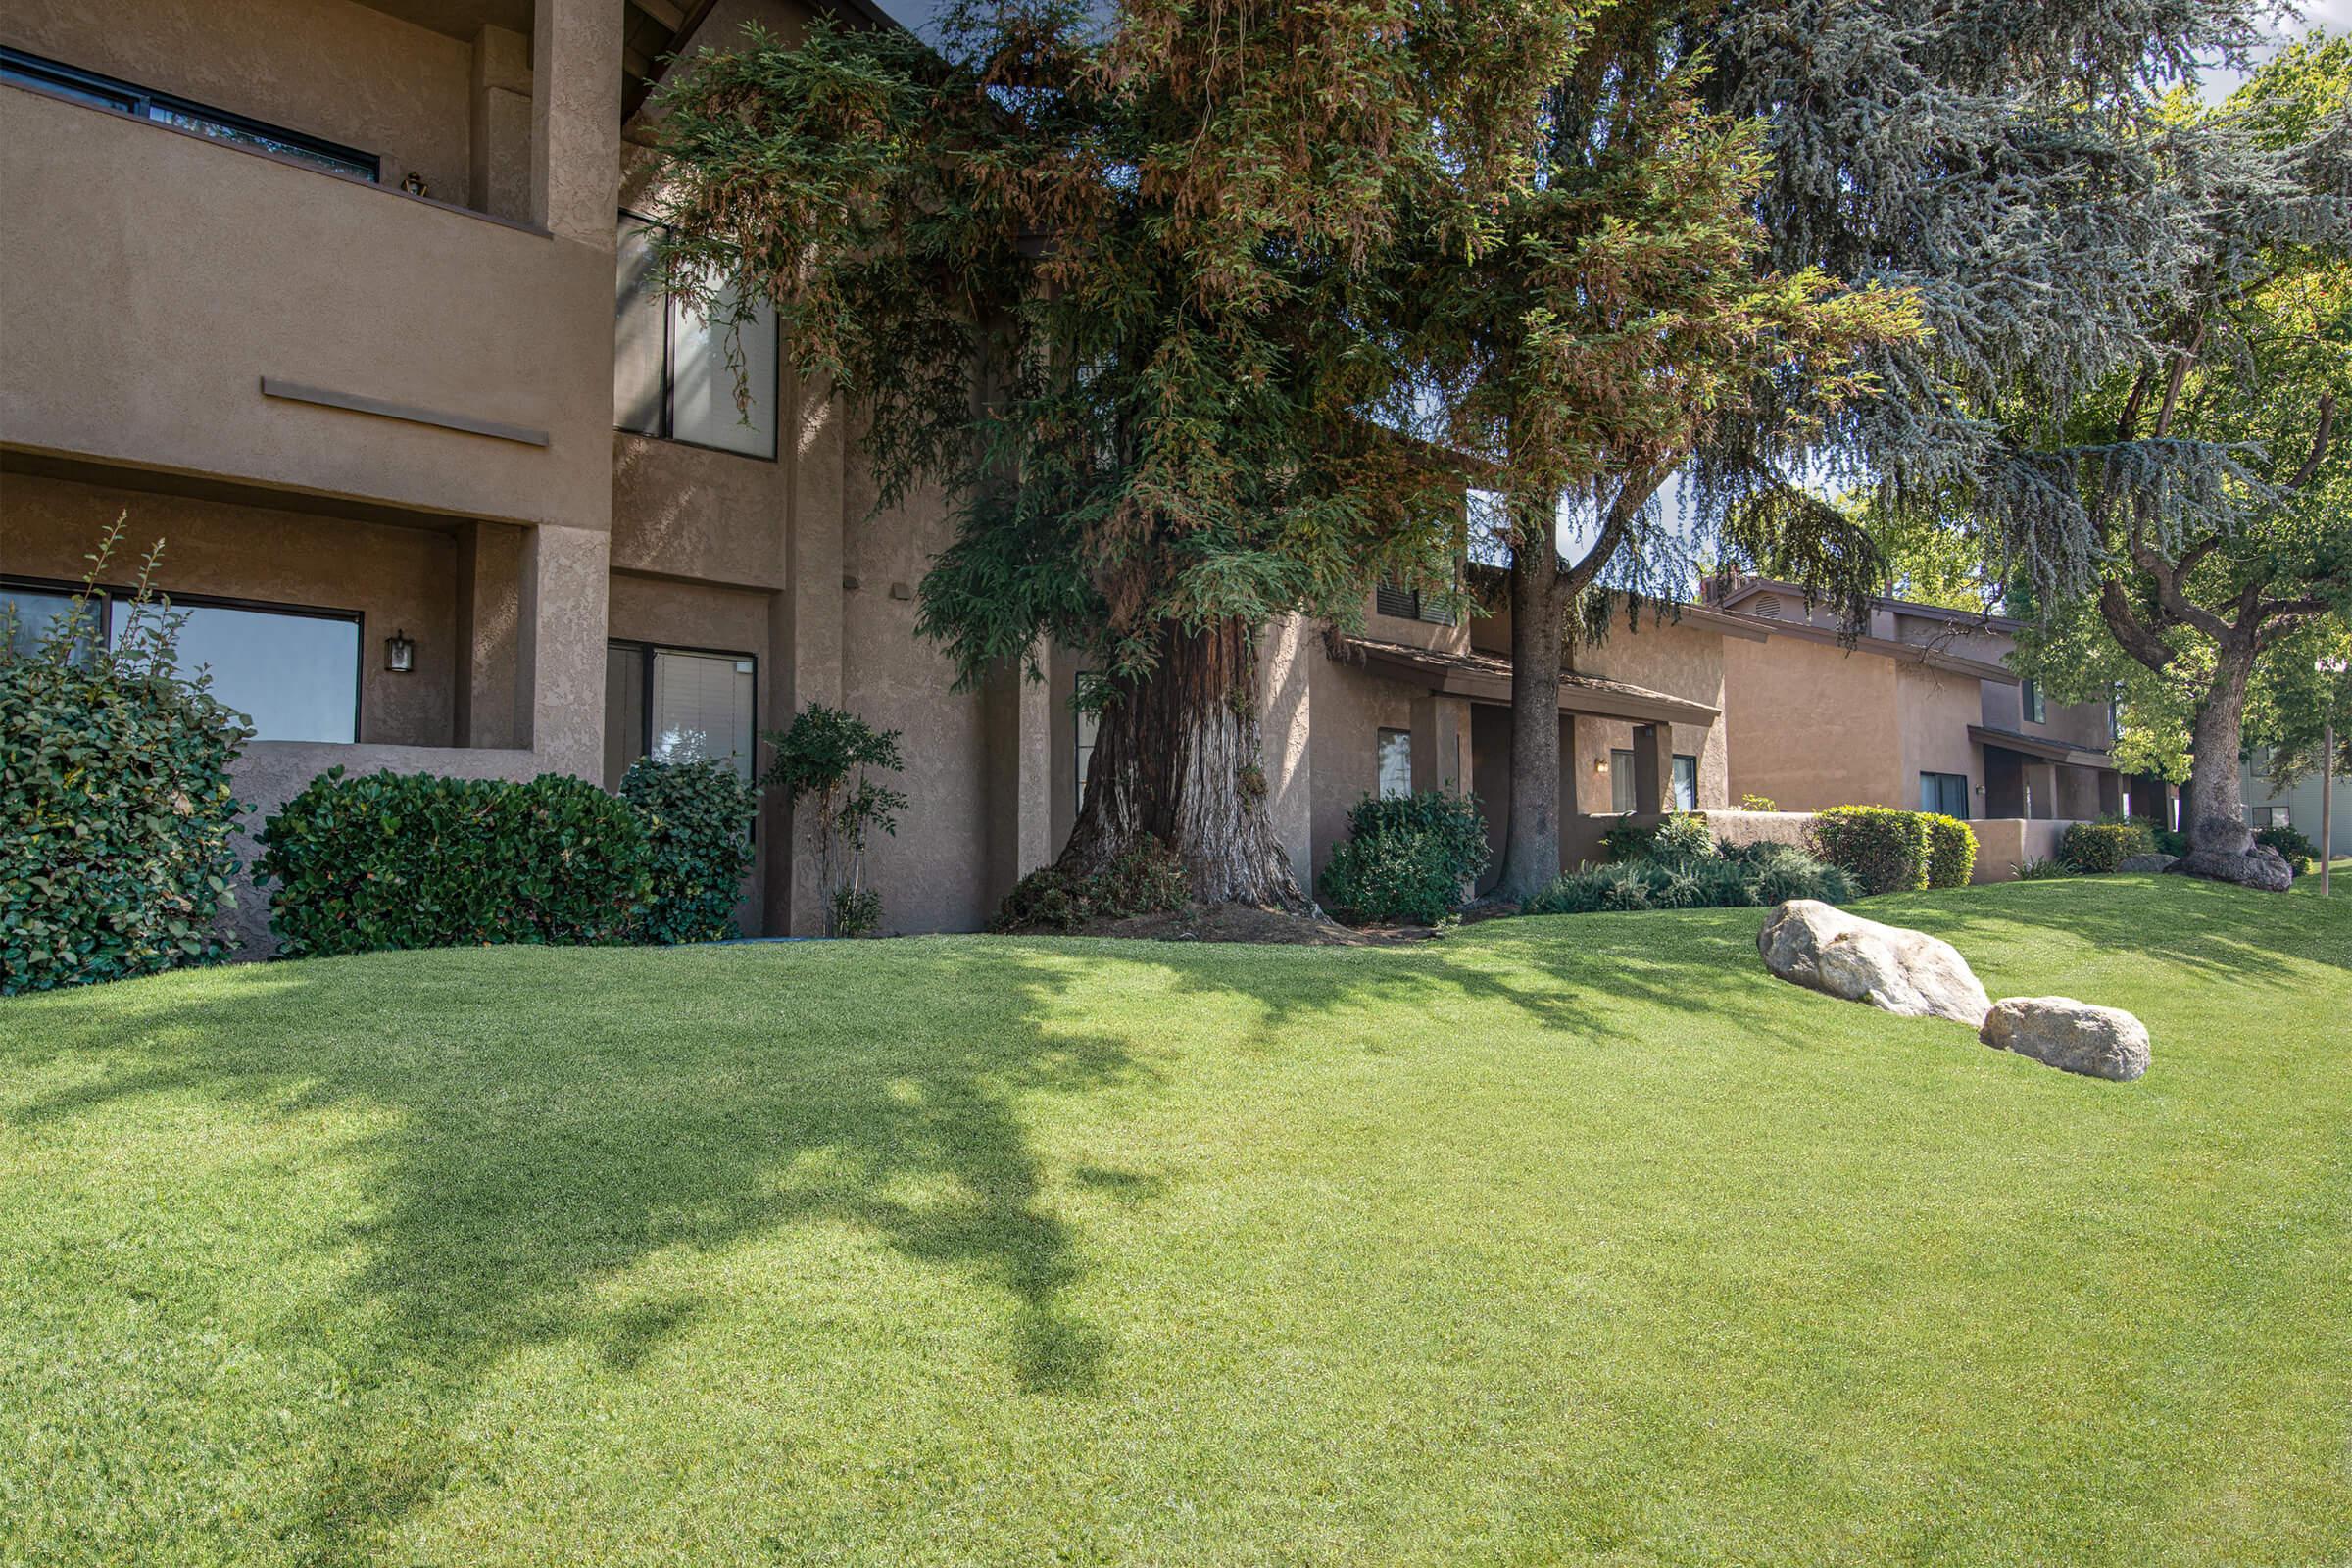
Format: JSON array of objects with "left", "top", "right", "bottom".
[{"left": 1, "top": 875, "right": 2345, "bottom": 1567}]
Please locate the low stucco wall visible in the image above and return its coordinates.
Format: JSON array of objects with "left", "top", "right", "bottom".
[
  {"left": 1699, "top": 809, "right": 1817, "bottom": 852},
  {"left": 1970, "top": 818, "right": 2077, "bottom": 884},
  {"left": 222, "top": 741, "right": 540, "bottom": 957}
]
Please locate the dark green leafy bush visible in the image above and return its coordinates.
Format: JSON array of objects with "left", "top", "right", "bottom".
[
  {"left": 259, "top": 769, "right": 652, "bottom": 957},
  {"left": 1319, "top": 789, "right": 1491, "bottom": 924},
  {"left": 619, "top": 757, "right": 760, "bottom": 943},
  {"left": 2150, "top": 825, "right": 2189, "bottom": 858},
  {"left": 1808, "top": 806, "right": 1933, "bottom": 895},
  {"left": 1525, "top": 843, "right": 1854, "bottom": 914},
  {"left": 2060, "top": 819, "right": 2154, "bottom": 873},
  {"left": 996, "top": 838, "right": 1191, "bottom": 931},
  {"left": 1598, "top": 817, "right": 1658, "bottom": 862},
  {"left": 2, "top": 526, "right": 251, "bottom": 995},
  {"left": 1924, "top": 814, "right": 1979, "bottom": 888},
  {"left": 2253, "top": 824, "right": 2319, "bottom": 875}
]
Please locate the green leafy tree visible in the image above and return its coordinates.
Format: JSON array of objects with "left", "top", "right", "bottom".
[
  {"left": 652, "top": 0, "right": 1472, "bottom": 909},
  {"left": 761, "top": 703, "right": 907, "bottom": 936}
]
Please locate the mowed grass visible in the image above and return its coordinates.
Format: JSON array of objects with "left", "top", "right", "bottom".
[{"left": 1, "top": 876, "right": 2345, "bottom": 1568}]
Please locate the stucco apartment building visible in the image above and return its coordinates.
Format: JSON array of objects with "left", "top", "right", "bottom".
[
  {"left": 1, "top": 0, "right": 1778, "bottom": 937},
  {"left": 1701, "top": 576, "right": 2180, "bottom": 849}
]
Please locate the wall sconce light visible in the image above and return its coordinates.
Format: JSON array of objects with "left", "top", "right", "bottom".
[
  {"left": 384, "top": 628, "right": 416, "bottom": 674},
  {"left": 401, "top": 172, "right": 430, "bottom": 198},
  {"left": 1593, "top": 757, "right": 1609, "bottom": 774}
]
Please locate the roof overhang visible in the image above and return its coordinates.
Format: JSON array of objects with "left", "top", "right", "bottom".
[
  {"left": 1751, "top": 614, "right": 2020, "bottom": 683},
  {"left": 1340, "top": 637, "right": 1720, "bottom": 725},
  {"left": 1969, "top": 725, "right": 2114, "bottom": 769}
]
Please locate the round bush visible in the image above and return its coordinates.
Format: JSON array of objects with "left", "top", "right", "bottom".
[
  {"left": 1319, "top": 790, "right": 1491, "bottom": 925},
  {"left": 259, "top": 769, "right": 652, "bottom": 957},
  {"left": 1924, "top": 814, "right": 1979, "bottom": 888},
  {"left": 620, "top": 756, "right": 761, "bottom": 943},
  {"left": 1808, "top": 806, "right": 1933, "bottom": 895}
]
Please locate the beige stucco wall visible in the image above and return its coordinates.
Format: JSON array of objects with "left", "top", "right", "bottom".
[
  {"left": 1895, "top": 663, "right": 1987, "bottom": 813},
  {"left": 0, "top": 0, "right": 474, "bottom": 202},
  {"left": 1722, "top": 634, "right": 1903, "bottom": 810},
  {"left": 1, "top": 84, "right": 613, "bottom": 531},
  {"left": 2, "top": 471, "right": 462, "bottom": 747}
]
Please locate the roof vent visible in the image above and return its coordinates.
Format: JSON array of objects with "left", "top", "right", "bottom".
[{"left": 1753, "top": 593, "right": 1783, "bottom": 621}]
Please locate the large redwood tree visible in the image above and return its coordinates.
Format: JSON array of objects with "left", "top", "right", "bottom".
[{"left": 651, "top": 0, "right": 1480, "bottom": 907}]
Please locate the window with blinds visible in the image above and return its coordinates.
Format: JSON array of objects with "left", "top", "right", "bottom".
[
  {"left": 604, "top": 642, "right": 757, "bottom": 788},
  {"left": 1375, "top": 580, "right": 1454, "bottom": 626}
]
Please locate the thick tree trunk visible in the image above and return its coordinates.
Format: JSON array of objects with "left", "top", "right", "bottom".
[
  {"left": 2177, "top": 639, "right": 2292, "bottom": 892},
  {"left": 1055, "top": 616, "right": 1306, "bottom": 908},
  {"left": 1494, "top": 556, "right": 1568, "bottom": 905}
]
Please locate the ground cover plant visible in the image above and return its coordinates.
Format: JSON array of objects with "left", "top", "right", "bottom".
[{"left": 7, "top": 875, "right": 2341, "bottom": 1566}]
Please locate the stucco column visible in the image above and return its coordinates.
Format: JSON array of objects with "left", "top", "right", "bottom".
[
  {"left": 454, "top": 519, "right": 526, "bottom": 748},
  {"left": 531, "top": 0, "right": 620, "bottom": 245},
  {"left": 1632, "top": 722, "right": 1671, "bottom": 813},
  {"left": 1410, "top": 693, "right": 1472, "bottom": 795},
  {"left": 471, "top": 24, "right": 533, "bottom": 222},
  {"left": 982, "top": 650, "right": 1055, "bottom": 910},
  {"left": 515, "top": 522, "right": 609, "bottom": 782},
  {"left": 1259, "top": 614, "right": 1315, "bottom": 884}
]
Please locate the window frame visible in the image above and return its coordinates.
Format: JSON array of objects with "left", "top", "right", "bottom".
[
  {"left": 1374, "top": 578, "right": 1456, "bottom": 627},
  {"left": 1072, "top": 670, "right": 1106, "bottom": 811},
  {"left": 1919, "top": 769, "right": 1970, "bottom": 819},
  {"left": 2020, "top": 678, "right": 2045, "bottom": 725},
  {"left": 1671, "top": 752, "right": 1699, "bottom": 813},
  {"left": 606, "top": 636, "right": 761, "bottom": 779},
  {"left": 615, "top": 209, "right": 782, "bottom": 463},
  {"left": 1376, "top": 726, "right": 1413, "bottom": 800},
  {"left": 4, "top": 573, "right": 365, "bottom": 740},
  {"left": 1, "top": 46, "right": 380, "bottom": 182}
]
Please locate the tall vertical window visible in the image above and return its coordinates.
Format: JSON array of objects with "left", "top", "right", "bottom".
[
  {"left": 1610, "top": 747, "right": 1636, "bottom": 813},
  {"left": 2021, "top": 679, "right": 2045, "bottom": 724},
  {"left": 1920, "top": 771, "right": 1969, "bottom": 818},
  {"left": 1377, "top": 728, "right": 1413, "bottom": 799},
  {"left": 1073, "top": 672, "right": 1105, "bottom": 808},
  {"left": 603, "top": 642, "right": 757, "bottom": 789},
  {"left": 2, "top": 579, "right": 359, "bottom": 742},
  {"left": 0, "top": 48, "right": 379, "bottom": 180},
  {"left": 615, "top": 212, "right": 779, "bottom": 460},
  {"left": 1672, "top": 753, "right": 1698, "bottom": 812}
]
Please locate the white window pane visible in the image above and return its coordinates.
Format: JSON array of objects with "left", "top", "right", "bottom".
[
  {"left": 117, "top": 604, "right": 357, "bottom": 742},
  {"left": 614, "top": 219, "right": 665, "bottom": 435},
  {"left": 1377, "top": 728, "right": 1412, "bottom": 800},
  {"left": 650, "top": 650, "right": 756, "bottom": 779},
  {"left": 669, "top": 279, "right": 777, "bottom": 458},
  {"left": 1672, "top": 754, "right": 1697, "bottom": 812}
]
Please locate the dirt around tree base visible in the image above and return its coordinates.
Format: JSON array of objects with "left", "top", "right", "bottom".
[{"left": 998, "top": 904, "right": 1446, "bottom": 945}]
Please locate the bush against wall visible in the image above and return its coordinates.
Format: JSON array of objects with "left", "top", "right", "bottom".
[
  {"left": 2, "top": 525, "right": 250, "bottom": 995},
  {"left": 761, "top": 704, "right": 906, "bottom": 937},
  {"left": 2252, "top": 824, "right": 2319, "bottom": 875},
  {"left": 1808, "top": 806, "right": 1934, "bottom": 896},
  {"left": 2060, "top": 819, "right": 2155, "bottom": 874},
  {"left": 1318, "top": 790, "right": 1491, "bottom": 925},
  {"left": 619, "top": 757, "right": 761, "bottom": 943},
  {"left": 1924, "top": 814, "right": 1979, "bottom": 888},
  {"left": 259, "top": 770, "right": 652, "bottom": 957},
  {"left": 1525, "top": 842, "right": 1856, "bottom": 914}
]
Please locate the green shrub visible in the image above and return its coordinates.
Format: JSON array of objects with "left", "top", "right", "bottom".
[
  {"left": 1808, "top": 806, "right": 1933, "bottom": 896},
  {"left": 1649, "top": 810, "right": 1716, "bottom": 860},
  {"left": 1319, "top": 790, "right": 1491, "bottom": 924},
  {"left": 2013, "top": 856, "right": 2075, "bottom": 880},
  {"left": 1525, "top": 844, "right": 1854, "bottom": 915},
  {"left": 2, "top": 527, "right": 251, "bottom": 995},
  {"left": 1598, "top": 816, "right": 1658, "bottom": 862},
  {"left": 2253, "top": 825, "right": 2320, "bottom": 875},
  {"left": 1924, "top": 814, "right": 1979, "bottom": 888},
  {"left": 259, "top": 769, "right": 652, "bottom": 957},
  {"left": 762, "top": 704, "right": 906, "bottom": 937},
  {"left": 2150, "top": 825, "right": 2188, "bottom": 858},
  {"left": 1738, "top": 792, "right": 1779, "bottom": 811},
  {"left": 996, "top": 838, "right": 1191, "bottom": 932},
  {"left": 2059, "top": 819, "right": 2154, "bottom": 874},
  {"left": 619, "top": 757, "right": 760, "bottom": 943}
]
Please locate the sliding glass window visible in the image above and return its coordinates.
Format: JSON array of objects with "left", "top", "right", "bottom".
[{"left": 614, "top": 213, "right": 780, "bottom": 460}]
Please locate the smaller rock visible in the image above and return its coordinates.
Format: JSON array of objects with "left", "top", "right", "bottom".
[
  {"left": 2117, "top": 853, "right": 2179, "bottom": 873},
  {"left": 1980, "top": 997, "right": 2150, "bottom": 1082}
]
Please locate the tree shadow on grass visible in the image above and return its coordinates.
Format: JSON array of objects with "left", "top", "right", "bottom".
[{"left": 5, "top": 943, "right": 1152, "bottom": 1558}]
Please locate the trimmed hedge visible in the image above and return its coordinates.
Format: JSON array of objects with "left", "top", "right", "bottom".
[
  {"left": 2060, "top": 819, "right": 2154, "bottom": 874},
  {"left": 1319, "top": 790, "right": 1491, "bottom": 924},
  {"left": 619, "top": 756, "right": 761, "bottom": 943},
  {"left": 1924, "top": 813, "right": 1979, "bottom": 888},
  {"left": 1526, "top": 842, "right": 1855, "bottom": 914},
  {"left": 1808, "top": 806, "right": 1933, "bottom": 896},
  {"left": 258, "top": 769, "right": 652, "bottom": 957},
  {"left": 2, "top": 593, "right": 250, "bottom": 994}
]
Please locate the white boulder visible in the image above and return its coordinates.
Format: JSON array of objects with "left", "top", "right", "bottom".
[
  {"left": 1981, "top": 997, "right": 2151, "bottom": 1082},
  {"left": 1756, "top": 900, "right": 1991, "bottom": 1027}
]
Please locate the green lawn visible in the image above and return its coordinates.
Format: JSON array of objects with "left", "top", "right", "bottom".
[{"left": 2, "top": 876, "right": 2345, "bottom": 1567}]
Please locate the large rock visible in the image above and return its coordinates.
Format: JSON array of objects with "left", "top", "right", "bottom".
[
  {"left": 2117, "top": 853, "right": 2179, "bottom": 873},
  {"left": 1981, "top": 997, "right": 2151, "bottom": 1082},
  {"left": 1756, "top": 900, "right": 1991, "bottom": 1027}
]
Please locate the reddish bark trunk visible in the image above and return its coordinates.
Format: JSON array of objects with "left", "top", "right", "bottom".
[{"left": 1055, "top": 616, "right": 1305, "bottom": 908}]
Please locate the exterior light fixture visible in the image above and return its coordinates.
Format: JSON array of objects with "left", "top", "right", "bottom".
[
  {"left": 384, "top": 628, "right": 416, "bottom": 674},
  {"left": 1593, "top": 757, "right": 1609, "bottom": 773}
]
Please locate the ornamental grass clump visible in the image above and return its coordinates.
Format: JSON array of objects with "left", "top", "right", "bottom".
[{"left": 1, "top": 522, "right": 250, "bottom": 994}]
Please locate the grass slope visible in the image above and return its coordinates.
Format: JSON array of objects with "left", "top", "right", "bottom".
[{"left": 2, "top": 875, "right": 2345, "bottom": 1567}]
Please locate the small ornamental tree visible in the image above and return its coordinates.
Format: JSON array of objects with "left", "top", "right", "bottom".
[
  {"left": 1, "top": 520, "right": 250, "bottom": 993},
  {"left": 761, "top": 704, "right": 906, "bottom": 936}
]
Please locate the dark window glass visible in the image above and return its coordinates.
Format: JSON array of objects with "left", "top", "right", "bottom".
[
  {"left": 2021, "top": 679, "right": 2045, "bottom": 725},
  {"left": 1920, "top": 771, "right": 1969, "bottom": 819},
  {"left": 2, "top": 48, "right": 377, "bottom": 181},
  {"left": 2, "top": 583, "right": 101, "bottom": 662}
]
